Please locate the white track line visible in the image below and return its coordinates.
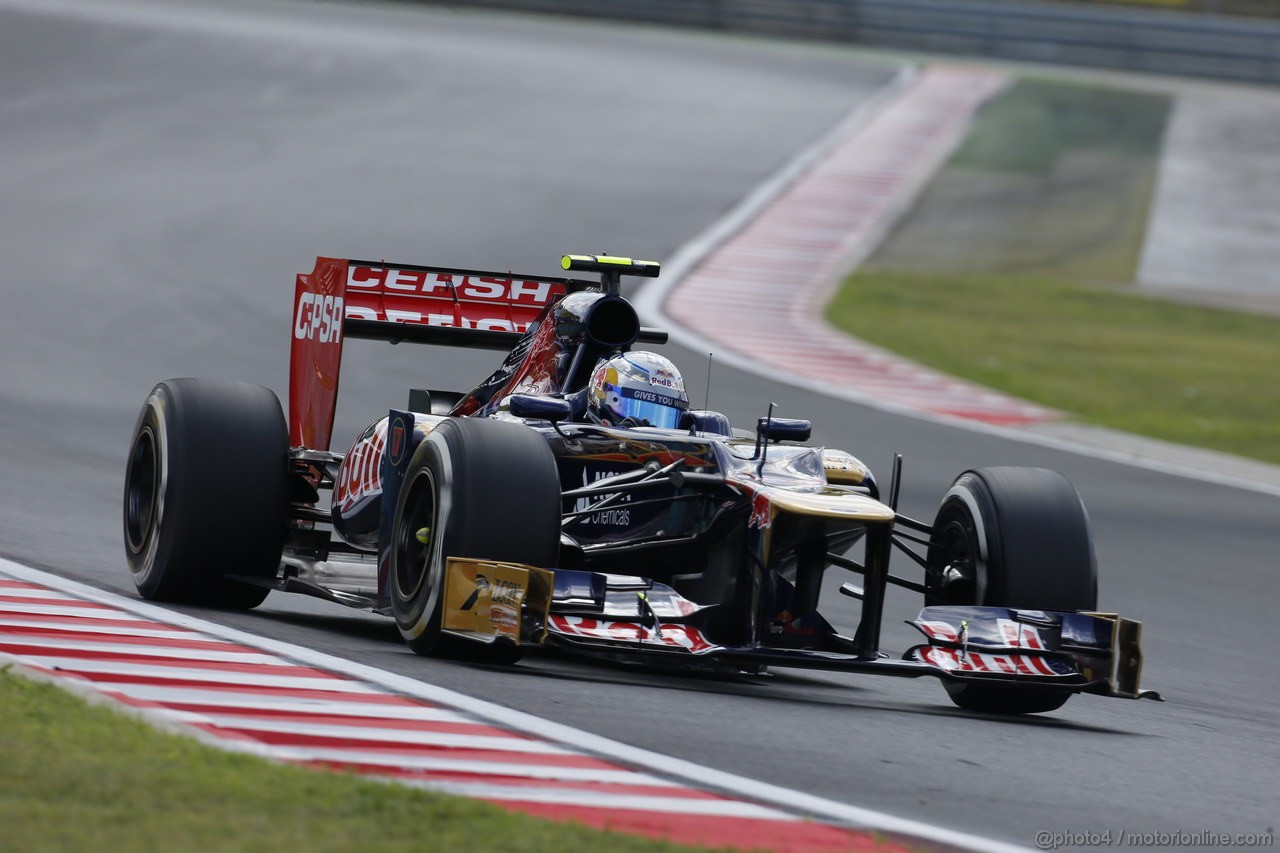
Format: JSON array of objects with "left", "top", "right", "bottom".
[{"left": 0, "top": 558, "right": 1029, "bottom": 853}]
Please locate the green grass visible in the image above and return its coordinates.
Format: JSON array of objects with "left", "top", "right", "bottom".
[
  {"left": 0, "top": 669, "right": 704, "bottom": 853},
  {"left": 828, "top": 77, "right": 1280, "bottom": 465}
]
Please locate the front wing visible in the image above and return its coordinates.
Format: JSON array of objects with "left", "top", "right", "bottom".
[{"left": 438, "top": 560, "right": 1159, "bottom": 700}]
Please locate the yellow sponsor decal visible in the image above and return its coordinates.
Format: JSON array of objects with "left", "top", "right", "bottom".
[
  {"left": 442, "top": 558, "right": 555, "bottom": 645},
  {"left": 822, "top": 449, "right": 870, "bottom": 485}
]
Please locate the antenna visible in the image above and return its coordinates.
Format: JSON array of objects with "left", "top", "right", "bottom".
[
  {"left": 705, "top": 352, "right": 713, "bottom": 412},
  {"left": 686, "top": 350, "right": 716, "bottom": 435},
  {"left": 690, "top": 352, "right": 713, "bottom": 436}
]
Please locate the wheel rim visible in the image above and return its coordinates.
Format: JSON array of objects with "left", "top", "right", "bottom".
[
  {"left": 928, "top": 509, "right": 978, "bottom": 606},
  {"left": 394, "top": 469, "right": 437, "bottom": 602},
  {"left": 124, "top": 426, "right": 159, "bottom": 555}
]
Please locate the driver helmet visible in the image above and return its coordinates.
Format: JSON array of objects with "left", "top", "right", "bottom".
[{"left": 587, "top": 352, "right": 688, "bottom": 429}]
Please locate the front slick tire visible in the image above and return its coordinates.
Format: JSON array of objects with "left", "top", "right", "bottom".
[
  {"left": 124, "top": 378, "right": 288, "bottom": 609},
  {"left": 927, "top": 467, "right": 1098, "bottom": 715},
  {"left": 389, "top": 417, "right": 560, "bottom": 664}
]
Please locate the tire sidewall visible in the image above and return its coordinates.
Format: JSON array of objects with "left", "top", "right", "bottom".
[
  {"left": 930, "top": 472, "right": 998, "bottom": 606},
  {"left": 930, "top": 467, "right": 1097, "bottom": 611},
  {"left": 390, "top": 429, "right": 458, "bottom": 647},
  {"left": 123, "top": 378, "right": 287, "bottom": 607},
  {"left": 124, "top": 386, "right": 173, "bottom": 598}
]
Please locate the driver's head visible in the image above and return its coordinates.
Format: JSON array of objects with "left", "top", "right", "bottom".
[{"left": 587, "top": 352, "right": 688, "bottom": 428}]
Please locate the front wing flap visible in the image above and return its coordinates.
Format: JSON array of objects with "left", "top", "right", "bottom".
[{"left": 549, "top": 615, "right": 722, "bottom": 655}]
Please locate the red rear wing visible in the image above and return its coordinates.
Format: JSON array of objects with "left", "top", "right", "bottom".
[{"left": 289, "top": 257, "right": 580, "bottom": 450}]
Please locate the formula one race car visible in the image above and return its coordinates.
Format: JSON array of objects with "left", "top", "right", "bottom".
[{"left": 124, "top": 254, "right": 1159, "bottom": 714}]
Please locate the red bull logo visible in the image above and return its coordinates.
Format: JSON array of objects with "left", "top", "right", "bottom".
[
  {"left": 748, "top": 491, "right": 772, "bottom": 530},
  {"left": 334, "top": 425, "right": 386, "bottom": 512},
  {"left": 650, "top": 367, "right": 683, "bottom": 392}
]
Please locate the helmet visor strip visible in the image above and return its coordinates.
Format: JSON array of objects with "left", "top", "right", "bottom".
[{"left": 611, "top": 387, "right": 684, "bottom": 428}]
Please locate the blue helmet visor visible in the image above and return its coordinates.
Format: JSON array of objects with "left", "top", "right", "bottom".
[{"left": 613, "top": 388, "right": 684, "bottom": 428}]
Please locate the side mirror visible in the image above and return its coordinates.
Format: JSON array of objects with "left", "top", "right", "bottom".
[
  {"left": 509, "top": 394, "right": 572, "bottom": 423},
  {"left": 757, "top": 417, "right": 811, "bottom": 443},
  {"left": 408, "top": 388, "right": 465, "bottom": 415}
]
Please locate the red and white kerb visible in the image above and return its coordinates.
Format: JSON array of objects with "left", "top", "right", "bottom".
[{"left": 0, "top": 572, "right": 915, "bottom": 853}]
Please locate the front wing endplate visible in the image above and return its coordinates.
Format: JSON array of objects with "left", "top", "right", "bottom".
[{"left": 442, "top": 557, "right": 554, "bottom": 646}]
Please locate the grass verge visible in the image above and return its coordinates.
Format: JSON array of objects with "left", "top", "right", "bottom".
[
  {"left": 829, "top": 77, "right": 1280, "bottom": 465},
  {"left": 0, "top": 668, "right": 702, "bottom": 853},
  {"left": 829, "top": 271, "right": 1280, "bottom": 462}
]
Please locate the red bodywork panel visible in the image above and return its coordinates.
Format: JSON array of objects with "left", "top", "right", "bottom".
[{"left": 289, "top": 257, "right": 572, "bottom": 450}]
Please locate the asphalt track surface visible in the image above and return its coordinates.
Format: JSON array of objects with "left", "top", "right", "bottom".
[{"left": 2, "top": 0, "right": 1276, "bottom": 847}]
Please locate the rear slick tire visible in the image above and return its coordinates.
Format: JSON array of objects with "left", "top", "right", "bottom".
[
  {"left": 927, "top": 467, "right": 1098, "bottom": 714},
  {"left": 124, "top": 378, "right": 288, "bottom": 609},
  {"left": 389, "top": 417, "right": 561, "bottom": 664}
]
